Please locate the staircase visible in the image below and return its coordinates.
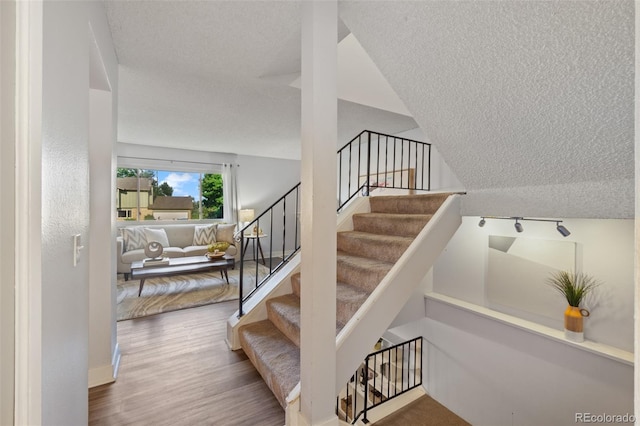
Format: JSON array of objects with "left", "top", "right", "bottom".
[{"left": 238, "top": 193, "right": 454, "bottom": 409}]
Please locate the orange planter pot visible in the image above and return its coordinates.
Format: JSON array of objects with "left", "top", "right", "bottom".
[{"left": 564, "top": 306, "right": 590, "bottom": 342}]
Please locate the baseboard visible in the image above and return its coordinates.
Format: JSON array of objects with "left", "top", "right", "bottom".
[{"left": 88, "top": 343, "right": 121, "bottom": 388}]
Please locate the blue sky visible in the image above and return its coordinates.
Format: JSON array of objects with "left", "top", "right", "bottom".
[{"left": 157, "top": 170, "right": 200, "bottom": 199}]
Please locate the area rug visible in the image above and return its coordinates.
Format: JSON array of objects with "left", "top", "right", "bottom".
[{"left": 117, "top": 262, "right": 270, "bottom": 321}]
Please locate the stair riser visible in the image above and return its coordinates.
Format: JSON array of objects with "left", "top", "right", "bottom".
[
  {"left": 336, "top": 260, "right": 389, "bottom": 293},
  {"left": 266, "top": 297, "right": 301, "bottom": 347},
  {"left": 352, "top": 214, "right": 431, "bottom": 238},
  {"left": 291, "top": 273, "right": 301, "bottom": 297},
  {"left": 370, "top": 194, "right": 449, "bottom": 215},
  {"left": 337, "top": 233, "right": 410, "bottom": 263}
]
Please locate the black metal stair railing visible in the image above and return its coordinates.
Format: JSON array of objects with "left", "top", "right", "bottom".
[
  {"left": 236, "top": 130, "right": 431, "bottom": 317},
  {"left": 338, "top": 131, "right": 431, "bottom": 212},
  {"left": 237, "top": 183, "right": 301, "bottom": 317},
  {"left": 336, "top": 337, "right": 423, "bottom": 424}
]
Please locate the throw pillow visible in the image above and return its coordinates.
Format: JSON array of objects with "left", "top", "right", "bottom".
[
  {"left": 121, "top": 227, "right": 147, "bottom": 252},
  {"left": 144, "top": 227, "right": 170, "bottom": 248},
  {"left": 216, "top": 223, "right": 237, "bottom": 245},
  {"left": 193, "top": 224, "right": 217, "bottom": 246}
]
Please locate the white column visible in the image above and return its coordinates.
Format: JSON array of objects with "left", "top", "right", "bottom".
[
  {"left": 634, "top": 0, "right": 640, "bottom": 419},
  {"left": 88, "top": 88, "right": 118, "bottom": 388},
  {"left": 300, "top": 1, "right": 338, "bottom": 425}
]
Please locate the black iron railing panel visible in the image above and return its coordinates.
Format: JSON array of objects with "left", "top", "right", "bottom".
[
  {"left": 237, "top": 183, "right": 301, "bottom": 317},
  {"left": 336, "top": 337, "right": 423, "bottom": 424},
  {"left": 237, "top": 130, "right": 431, "bottom": 317},
  {"left": 337, "top": 131, "right": 431, "bottom": 212}
]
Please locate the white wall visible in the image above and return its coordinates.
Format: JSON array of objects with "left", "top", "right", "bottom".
[
  {"left": 391, "top": 305, "right": 633, "bottom": 426},
  {"left": 434, "top": 217, "right": 634, "bottom": 351},
  {"left": 236, "top": 154, "right": 301, "bottom": 256},
  {"left": 385, "top": 213, "right": 635, "bottom": 425},
  {"left": 41, "top": 2, "right": 117, "bottom": 424},
  {"left": 0, "top": 2, "right": 16, "bottom": 424}
]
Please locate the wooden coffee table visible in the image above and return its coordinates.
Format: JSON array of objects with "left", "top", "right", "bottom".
[{"left": 130, "top": 255, "right": 235, "bottom": 297}]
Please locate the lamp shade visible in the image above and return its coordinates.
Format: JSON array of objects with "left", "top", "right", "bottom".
[{"left": 239, "top": 209, "right": 255, "bottom": 222}]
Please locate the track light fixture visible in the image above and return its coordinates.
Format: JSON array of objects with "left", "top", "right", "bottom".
[
  {"left": 514, "top": 219, "right": 523, "bottom": 233},
  {"left": 556, "top": 222, "right": 571, "bottom": 237},
  {"left": 477, "top": 216, "right": 571, "bottom": 237}
]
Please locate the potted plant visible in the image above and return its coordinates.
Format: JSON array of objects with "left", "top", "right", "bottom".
[{"left": 547, "top": 270, "right": 600, "bottom": 342}]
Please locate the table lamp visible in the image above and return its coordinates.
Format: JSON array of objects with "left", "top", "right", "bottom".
[{"left": 239, "top": 208, "right": 255, "bottom": 228}]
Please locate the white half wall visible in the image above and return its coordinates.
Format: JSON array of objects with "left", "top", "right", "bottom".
[{"left": 390, "top": 304, "right": 633, "bottom": 426}]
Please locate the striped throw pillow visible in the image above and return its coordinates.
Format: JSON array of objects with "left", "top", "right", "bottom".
[
  {"left": 193, "top": 224, "right": 217, "bottom": 246},
  {"left": 122, "top": 227, "right": 147, "bottom": 252}
]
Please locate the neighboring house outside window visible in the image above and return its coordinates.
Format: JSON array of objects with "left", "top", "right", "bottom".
[
  {"left": 149, "top": 196, "right": 193, "bottom": 220},
  {"left": 116, "top": 177, "right": 153, "bottom": 220},
  {"left": 115, "top": 167, "right": 224, "bottom": 221}
]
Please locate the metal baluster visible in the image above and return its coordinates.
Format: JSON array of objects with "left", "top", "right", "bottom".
[{"left": 238, "top": 229, "right": 245, "bottom": 317}]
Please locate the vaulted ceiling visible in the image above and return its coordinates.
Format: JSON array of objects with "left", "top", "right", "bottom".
[{"left": 105, "top": 1, "right": 634, "bottom": 218}]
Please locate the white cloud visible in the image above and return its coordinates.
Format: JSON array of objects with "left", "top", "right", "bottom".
[{"left": 161, "top": 172, "right": 198, "bottom": 196}]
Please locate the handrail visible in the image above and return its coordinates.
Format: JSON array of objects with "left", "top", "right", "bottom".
[
  {"left": 236, "top": 130, "right": 431, "bottom": 317},
  {"left": 336, "top": 336, "right": 423, "bottom": 424}
]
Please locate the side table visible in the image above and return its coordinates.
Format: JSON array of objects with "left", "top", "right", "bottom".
[{"left": 243, "top": 233, "right": 267, "bottom": 265}]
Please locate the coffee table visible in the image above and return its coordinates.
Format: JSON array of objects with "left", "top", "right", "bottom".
[{"left": 130, "top": 254, "right": 235, "bottom": 297}]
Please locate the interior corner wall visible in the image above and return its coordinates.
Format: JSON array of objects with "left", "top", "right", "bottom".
[
  {"left": 87, "top": 1, "right": 119, "bottom": 389},
  {"left": 41, "top": 2, "right": 117, "bottom": 424},
  {"left": 433, "top": 216, "right": 634, "bottom": 351}
]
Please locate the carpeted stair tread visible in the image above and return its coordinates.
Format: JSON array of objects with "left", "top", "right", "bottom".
[
  {"left": 352, "top": 213, "right": 433, "bottom": 238},
  {"left": 238, "top": 320, "right": 300, "bottom": 409},
  {"left": 336, "top": 251, "right": 394, "bottom": 292},
  {"left": 370, "top": 193, "right": 451, "bottom": 215},
  {"left": 266, "top": 294, "right": 302, "bottom": 347},
  {"left": 291, "top": 273, "right": 370, "bottom": 325},
  {"left": 337, "top": 231, "right": 413, "bottom": 263}
]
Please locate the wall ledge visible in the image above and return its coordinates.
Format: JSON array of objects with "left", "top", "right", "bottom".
[{"left": 425, "top": 292, "right": 633, "bottom": 366}]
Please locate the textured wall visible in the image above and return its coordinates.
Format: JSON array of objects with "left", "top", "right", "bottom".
[
  {"left": 41, "top": 2, "right": 118, "bottom": 423},
  {"left": 340, "top": 1, "right": 634, "bottom": 218}
]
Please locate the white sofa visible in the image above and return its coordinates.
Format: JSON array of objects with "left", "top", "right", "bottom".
[{"left": 117, "top": 223, "right": 238, "bottom": 280}]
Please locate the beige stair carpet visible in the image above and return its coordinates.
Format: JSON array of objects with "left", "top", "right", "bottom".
[{"left": 238, "top": 194, "right": 452, "bottom": 410}]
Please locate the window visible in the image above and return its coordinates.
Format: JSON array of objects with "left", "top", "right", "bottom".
[{"left": 115, "top": 167, "right": 224, "bottom": 221}]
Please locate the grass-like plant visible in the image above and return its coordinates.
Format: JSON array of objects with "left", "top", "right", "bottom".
[{"left": 547, "top": 271, "right": 600, "bottom": 307}]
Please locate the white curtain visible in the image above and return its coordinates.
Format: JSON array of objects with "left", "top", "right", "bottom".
[{"left": 222, "top": 164, "right": 239, "bottom": 226}]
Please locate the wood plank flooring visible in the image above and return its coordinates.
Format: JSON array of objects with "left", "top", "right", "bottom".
[{"left": 89, "top": 300, "right": 285, "bottom": 426}]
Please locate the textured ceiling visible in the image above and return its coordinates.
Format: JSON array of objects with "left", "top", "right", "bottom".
[
  {"left": 105, "top": 1, "right": 417, "bottom": 160},
  {"left": 340, "top": 1, "right": 634, "bottom": 218}
]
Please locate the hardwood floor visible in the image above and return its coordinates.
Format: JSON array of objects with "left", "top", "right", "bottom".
[{"left": 89, "top": 300, "right": 285, "bottom": 426}]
